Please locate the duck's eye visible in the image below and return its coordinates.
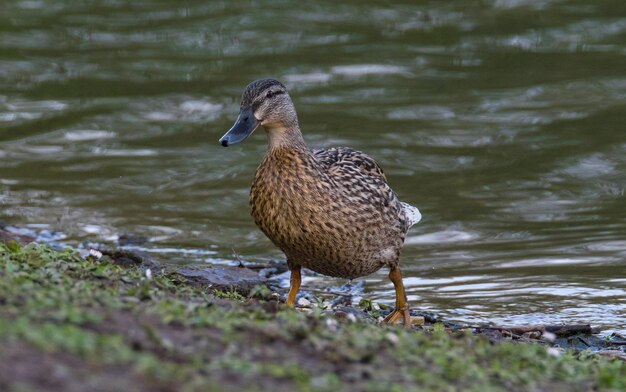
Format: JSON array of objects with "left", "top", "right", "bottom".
[{"left": 266, "top": 91, "right": 274, "bottom": 99}]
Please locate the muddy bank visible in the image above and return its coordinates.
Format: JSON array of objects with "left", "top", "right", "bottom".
[
  {"left": 0, "top": 226, "right": 625, "bottom": 391},
  {"left": 1, "top": 223, "right": 625, "bottom": 357}
]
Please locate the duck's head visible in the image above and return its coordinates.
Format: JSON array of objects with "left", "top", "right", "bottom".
[{"left": 219, "top": 79, "right": 298, "bottom": 147}]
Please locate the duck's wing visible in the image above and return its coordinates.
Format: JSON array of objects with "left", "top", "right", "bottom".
[
  {"left": 313, "top": 147, "right": 387, "bottom": 182},
  {"left": 313, "top": 147, "right": 421, "bottom": 229}
]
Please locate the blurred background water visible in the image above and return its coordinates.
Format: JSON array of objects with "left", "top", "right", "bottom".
[{"left": 1, "top": 0, "right": 625, "bottom": 332}]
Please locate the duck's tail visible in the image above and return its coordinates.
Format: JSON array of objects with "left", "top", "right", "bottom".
[{"left": 401, "top": 202, "right": 422, "bottom": 227}]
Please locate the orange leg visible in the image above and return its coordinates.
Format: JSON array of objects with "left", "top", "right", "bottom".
[
  {"left": 383, "top": 266, "right": 411, "bottom": 326},
  {"left": 285, "top": 265, "right": 301, "bottom": 307}
]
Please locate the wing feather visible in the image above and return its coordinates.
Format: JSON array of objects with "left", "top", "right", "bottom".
[{"left": 313, "top": 147, "right": 387, "bottom": 182}]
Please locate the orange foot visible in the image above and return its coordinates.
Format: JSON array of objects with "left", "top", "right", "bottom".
[{"left": 383, "top": 308, "right": 411, "bottom": 326}]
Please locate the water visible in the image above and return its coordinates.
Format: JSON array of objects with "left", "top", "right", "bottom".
[{"left": 1, "top": 0, "right": 625, "bottom": 333}]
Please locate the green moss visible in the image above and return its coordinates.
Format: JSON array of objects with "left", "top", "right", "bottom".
[
  {"left": 249, "top": 284, "right": 273, "bottom": 300},
  {"left": 212, "top": 287, "right": 247, "bottom": 301},
  {"left": 0, "top": 242, "right": 624, "bottom": 392}
]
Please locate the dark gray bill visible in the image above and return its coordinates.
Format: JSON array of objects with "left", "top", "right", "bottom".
[{"left": 219, "top": 108, "right": 259, "bottom": 147}]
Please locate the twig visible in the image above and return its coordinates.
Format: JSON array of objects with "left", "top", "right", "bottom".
[
  {"left": 545, "top": 324, "right": 593, "bottom": 336},
  {"left": 577, "top": 337, "right": 591, "bottom": 347},
  {"left": 231, "top": 248, "right": 244, "bottom": 267},
  {"left": 468, "top": 324, "right": 593, "bottom": 337}
]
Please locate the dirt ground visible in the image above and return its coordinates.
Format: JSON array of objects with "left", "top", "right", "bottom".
[{"left": 0, "top": 231, "right": 624, "bottom": 392}]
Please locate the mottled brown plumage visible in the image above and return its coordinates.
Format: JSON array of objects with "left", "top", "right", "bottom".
[{"left": 219, "top": 79, "right": 421, "bottom": 325}]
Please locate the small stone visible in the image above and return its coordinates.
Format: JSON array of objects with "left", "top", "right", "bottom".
[
  {"left": 541, "top": 331, "right": 557, "bottom": 342},
  {"left": 411, "top": 316, "right": 425, "bottom": 326},
  {"left": 297, "top": 297, "right": 311, "bottom": 307},
  {"left": 176, "top": 265, "right": 266, "bottom": 295},
  {"left": 89, "top": 248, "right": 103, "bottom": 259},
  {"left": 386, "top": 332, "right": 399, "bottom": 345},
  {"left": 325, "top": 318, "right": 338, "bottom": 332},
  {"left": 334, "top": 310, "right": 357, "bottom": 323},
  {"left": 546, "top": 347, "right": 561, "bottom": 357}
]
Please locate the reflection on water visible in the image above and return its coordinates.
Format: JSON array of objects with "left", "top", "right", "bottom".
[{"left": 1, "top": 0, "right": 625, "bottom": 332}]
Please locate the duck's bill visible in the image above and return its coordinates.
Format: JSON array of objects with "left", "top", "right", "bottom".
[{"left": 219, "top": 108, "right": 259, "bottom": 147}]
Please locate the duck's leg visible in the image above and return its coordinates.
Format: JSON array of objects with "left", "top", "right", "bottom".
[
  {"left": 285, "top": 265, "right": 301, "bottom": 306},
  {"left": 383, "top": 266, "right": 411, "bottom": 326}
]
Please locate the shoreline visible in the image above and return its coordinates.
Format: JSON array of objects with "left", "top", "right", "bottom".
[
  {"left": 1, "top": 224, "right": 625, "bottom": 391},
  {"left": 1, "top": 223, "right": 625, "bottom": 351}
]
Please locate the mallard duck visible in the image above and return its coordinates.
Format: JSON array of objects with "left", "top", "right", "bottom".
[{"left": 219, "top": 79, "right": 421, "bottom": 325}]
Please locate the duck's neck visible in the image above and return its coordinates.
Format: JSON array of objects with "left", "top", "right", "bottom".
[{"left": 265, "top": 124, "right": 307, "bottom": 151}]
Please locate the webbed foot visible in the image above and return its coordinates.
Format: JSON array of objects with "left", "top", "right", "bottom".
[{"left": 383, "top": 308, "right": 411, "bottom": 326}]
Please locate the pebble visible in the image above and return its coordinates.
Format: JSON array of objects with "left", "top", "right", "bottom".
[
  {"left": 411, "top": 316, "right": 425, "bottom": 326},
  {"left": 541, "top": 331, "right": 556, "bottom": 342},
  {"left": 386, "top": 332, "right": 399, "bottom": 345},
  {"left": 297, "top": 297, "right": 312, "bottom": 307},
  {"left": 546, "top": 347, "right": 562, "bottom": 357}
]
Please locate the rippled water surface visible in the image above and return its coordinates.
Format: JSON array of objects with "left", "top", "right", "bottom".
[{"left": 1, "top": 0, "right": 625, "bottom": 332}]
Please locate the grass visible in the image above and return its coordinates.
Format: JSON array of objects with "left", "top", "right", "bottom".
[{"left": 0, "top": 241, "right": 624, "bottom": 392}]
